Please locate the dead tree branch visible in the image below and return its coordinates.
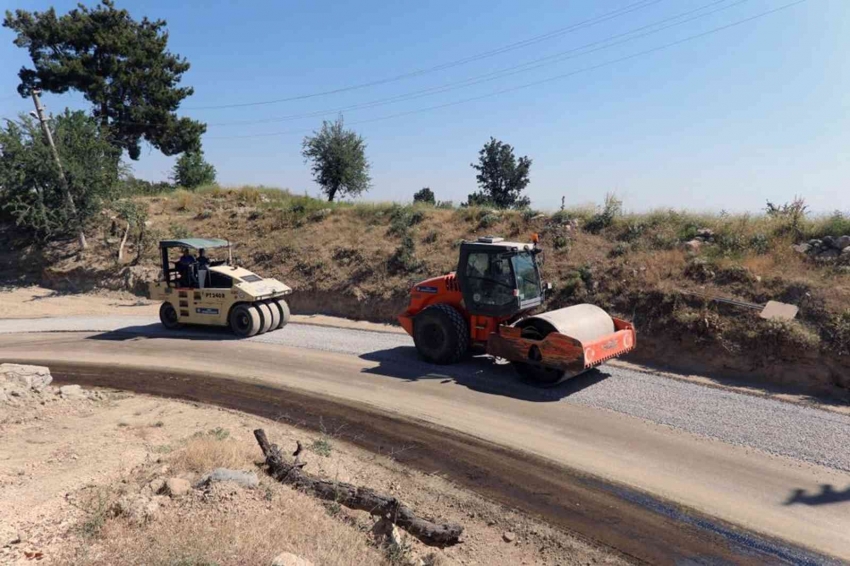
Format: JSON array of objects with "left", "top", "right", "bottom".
[{"left": 253, "top": 428, "right": 463, "bottom": 547}]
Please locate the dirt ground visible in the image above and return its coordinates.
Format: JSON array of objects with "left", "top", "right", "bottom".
[{"left": 0, "top": 364, "right": 621, "bottom": 566}]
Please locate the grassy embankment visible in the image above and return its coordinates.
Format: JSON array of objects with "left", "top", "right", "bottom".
[{"left": 13, "top": 185, "right": 850, "bottom": 395}]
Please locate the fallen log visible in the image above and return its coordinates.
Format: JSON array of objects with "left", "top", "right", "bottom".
[{"left": 253, "top": 428, "right": 463, "bottom": 547}]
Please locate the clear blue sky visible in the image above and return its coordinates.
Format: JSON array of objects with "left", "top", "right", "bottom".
[{"left": 1, "top": 0, "right": 847, "bottom": 212}]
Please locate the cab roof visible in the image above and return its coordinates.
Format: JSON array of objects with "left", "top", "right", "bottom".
[
  {"left": 461, "top": 237, "right": 535, "bottom": 252},
  {"left": 159, "top": 238, "right": 229, "bottom": 250}
]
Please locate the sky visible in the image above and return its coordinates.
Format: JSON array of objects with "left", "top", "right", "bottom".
[{"left": 0, "top": 0, "right": 847, "bottom": 213}]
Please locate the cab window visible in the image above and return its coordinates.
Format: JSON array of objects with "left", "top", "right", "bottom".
[
  {"left": 464, "top": 252, "right": 515, "bottom": 308},
  {"left": 208, "top": 271, "right": 233, "bottom": 289},
  {"left": 511, "top": 252, "right": 541, "bottom": 305}
]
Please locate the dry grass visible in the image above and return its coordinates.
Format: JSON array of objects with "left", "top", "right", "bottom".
[
  {"left": 170, "top": 431, "right": 255, "bottom": 474},
  {"left": 73, "top": 492, "right": 387, "bottom": 566}
]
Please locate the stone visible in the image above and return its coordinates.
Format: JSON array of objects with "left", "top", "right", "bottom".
[
  {"left": 271, "top": 552, "right": 314, "bottom": 566},
  {"left": 0, "top": 364, "right": 52, "bottom": 391},
  {"left": 817, "top": 249, "right": 840, "bottom": 260},
  {"left": 696, "top": 228, "right": 714, "bottom": 240},
  {"left": 503, "top": 531, "right": 517, "bottom": 543},
  {"left": 837, "top": 235, "right": 850, "bottom": 250},
  {"left": 843, "top": 247, "right": 850, "bottom": 256},
  {"left": 149, "top": 478, "right": 166, "bottom": 495},
  {"left": 198, "top": 468, "right": 259, "bottom": 489},
  {"left": 58, "top": 385, "right": 87, "bottom": 399},
  {"left": 164, "top": 477, "right": 191, "bottom": 497},
  {"left": 822, "top": 236, "right": 837, "bottom": 249},
  {"left": 792, "top": 243, "right": 811, "bottom": 254},
  {"left": 682, "top": 239, "right": 702, "bottom": 253}
]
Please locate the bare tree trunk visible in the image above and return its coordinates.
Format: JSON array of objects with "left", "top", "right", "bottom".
[
  {"left": 117, "top": 222, "right": 130, "bottom": 262},
  {"left": 253, "top": 429, "right": 462, "bottom": 547}
]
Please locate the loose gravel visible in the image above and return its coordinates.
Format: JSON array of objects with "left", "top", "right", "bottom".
[{"left": 3, "top": 316, "right": 849, "bottom": 472}]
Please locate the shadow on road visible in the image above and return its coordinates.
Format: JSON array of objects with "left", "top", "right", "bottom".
[
  {"left": 359, "top": 345, "right": 608, "bottom": 402},
  {"left": 86, "top": 323, "right": 237, "bottom": 342},
  {"left": 785, "top": 485, "right": 850, "bottom": 506}
]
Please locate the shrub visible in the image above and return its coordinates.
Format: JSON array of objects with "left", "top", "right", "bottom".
[
  {"left": 522, "top": 208, "right": 541, "bottom": 222},
  {"left": 413, "top": 187, "right": 435, "bottom": 205},
  {"left": 584, "top": 194, "right": 622, "bottom": 234},
  {"left": 765, "top": 196, "right": 807, "bottom": 239},
  {"left": 435, "top": 200, "right": 454, "bottom": 209},
  {"left": 618, "top": 222, "right": 646, "bottom": 243},
  {"left": 169, "top": 223, "right": 193, "bottom": 239},
  {"left": 388, "top": 235, "right": 423, "bottom": 274},
  {"left": 748, "top": 233, "right": 771, "bottom": 255},
  {"left": 388, "top": 205, "right": 425, "bottom": 236},
  {"left": 478, "top": 213, "right": 500, "bottom": 229},
  {"left": 814, "top": 211, "right": 850, "bottom": 239}
]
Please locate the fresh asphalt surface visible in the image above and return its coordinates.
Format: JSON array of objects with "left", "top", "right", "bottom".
[{"left": 3, "top": 315, "right": 849, "bottom": 474}]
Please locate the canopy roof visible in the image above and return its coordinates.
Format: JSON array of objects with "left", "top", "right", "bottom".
[{"left": 159, "top": 238, "right": 229, "bottom": 250}]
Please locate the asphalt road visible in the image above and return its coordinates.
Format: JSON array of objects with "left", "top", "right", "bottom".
[
  {"left": 2, "top": 316, "right": 850, "bottom": 562},
  {"left": 4, "top": 315, "right": 849, "bottom": 471}
]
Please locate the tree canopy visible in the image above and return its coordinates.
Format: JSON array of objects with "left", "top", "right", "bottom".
[
  {"left": 3, "top": 0, "right": 205, "bottom": 160},
  {"left": 0, "top": 111, "right": 123, "bottom": 240},
  {"left": 172, "top": 150, "right": 216, "bottom": 189},
  {"left": 302, "top": 117, "right": 371, "bottom": 202},
  {"left": 413, "top": 187, "right": 435, "bottom": 205},
  {"left": 468, "top": 137, "right": 532, "bottom": 209}
]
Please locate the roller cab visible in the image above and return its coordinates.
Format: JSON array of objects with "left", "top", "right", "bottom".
[
  {"left": 399, "top": 236, "right": 636, "bottom": 384},
  {"left": 148, "top": 238, "right": 292, "bottom": 337}
]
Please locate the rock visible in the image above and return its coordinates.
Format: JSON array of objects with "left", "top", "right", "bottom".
[
  {"left": 197, "top": 468, "right": 259, "bottom": 489},
  {"left": 696, "top": 228, "right": 714, "bottom": 240},
  {"left": 149, "top": 478, "right": 166, "bottom": 495},
  {"left": 0, "top": 364, "right": 52, "bottom": 391},
  {"left": 271, "top": 552, "right": 314, "bottom": 566},
  {"left": 792, "top": 243, "right": 811, "bottom": 254},
  {"left": 58, "top": 385, "right": 87, "bottom": 399},
  {"left": 843, "top": 247, "right": 850, "bottom": 256},
  {"left": 682, "top": 239, "right": 702, "bottom": 253},
  {"left": 503, "top": 531, "right": 517, "bottom": 543},
  {"left": 112, "top": 494, "right": 164, "bottom": 524},
  {"left": 817, "top": 249, "right": 840, "bottom": 260},
  {"left": 837, "top": 235, "right": 850, "bottom": 250},
  {"left": 164, "top": 477, "right": 191, "bottom": 497},
  {"left": 822, "top": 236, "right": 837, "bottom": 249}
]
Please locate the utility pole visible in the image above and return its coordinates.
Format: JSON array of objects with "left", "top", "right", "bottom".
[{"left": 30, "top": 89, "right": 87, "bottom": 250}]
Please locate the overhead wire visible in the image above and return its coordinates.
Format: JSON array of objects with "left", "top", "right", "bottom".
[
  {"left": 184, "top": 0, "right": 664, "bottom": 110},
  {"left": 49, "top": 0, "right": 754, "bottom": 130},
  {"left": 206, "top": 0, "right": 752, "bottom": 127},
  {"left": 206, "top": 0, "right": 808, "bottom": 140}
]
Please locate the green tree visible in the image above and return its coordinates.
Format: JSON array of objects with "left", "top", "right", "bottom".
[
  {"left": 469, "top": 137, "right": 532, "bottom": 209},
  {"left": 0, "top": 111, "right": 123, "bottom": 242},
  {"left": 413, "top": 187, "right": 436, "bottom": 205},
  {"left": 302, "top": 117, "right": 371, "bottom": 202},
  {"left": 172, "top": 150, "right": 216, "bottom": 189},
  {"left": 4, "top": 1, "right": 205, "bottom": 160}
]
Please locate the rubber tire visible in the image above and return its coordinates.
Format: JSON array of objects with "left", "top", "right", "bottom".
[
  {"left": 263, "top": 300, "right": 281, "bottom": 331},
  {"left": 159, "top": 302, "right": 181, "bottom": 330},
  {"left": 413, "top": 304, "right": 469, "bottom": 364},
  {"left": 256, "top": 302, "right": 274, "bottom": 334},
  {"left": 230, "top": 303, "right": 261, "bottom": 338},
  {"left": 271, "top": 299, "right": 291, "bottom": 329}
]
